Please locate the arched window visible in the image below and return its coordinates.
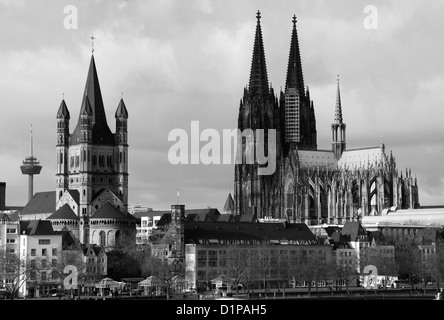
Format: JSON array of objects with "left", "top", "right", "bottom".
[{"left": 100, "top": 231, "right": 106, "bottom": 247}]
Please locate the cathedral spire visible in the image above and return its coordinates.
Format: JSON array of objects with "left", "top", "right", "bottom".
[
  {"left": 285, "top": 15, "right": 304, "bottom": 94},
  {"left": 248, "top": 10, "right": 269, "bottom": 96},
  {"left": 334, "top": 75, "right": 343, "bottom": 123}
]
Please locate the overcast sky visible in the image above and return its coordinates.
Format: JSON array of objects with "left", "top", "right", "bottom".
[{"left": 1, "top": 0, "right": 444, "bottom": 211}]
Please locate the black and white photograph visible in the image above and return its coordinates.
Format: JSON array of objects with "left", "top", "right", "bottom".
[{"left": 0, "top": 0, "right": 443, "bottom": 315}]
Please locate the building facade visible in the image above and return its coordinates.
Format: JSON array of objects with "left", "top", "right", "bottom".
[{"left": 234, "top": 12, "right": 420, "bottom": 225}]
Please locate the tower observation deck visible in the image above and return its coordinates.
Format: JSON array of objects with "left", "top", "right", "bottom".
[{"left": 20, "top": 125, "right": 42, "bottom": 202}]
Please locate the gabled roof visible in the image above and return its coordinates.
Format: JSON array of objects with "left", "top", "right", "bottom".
[
  {"left": 185, "top": 208, "right": 220, "bottom": 220},
  {"left": 47, "top": 203, "right": 79, "bottom": 220},
  {"left": 57, "top": 230, "right": 80, "bottom": 249},
  {"left": 81, "top": 244, "right": 104, "bottom": 256},
  {"left": 184, "top": 222, "right": 318, "bottom": 243},
  {"left": 341, "top": 221, "right": 368, "bottom": 242},
  {"left": 20, "top": 220, "right": 56, "bottom": 235},
  {"left": 0, "top": 213, "right": 10, "bottom": 222},
  {"left": 216, "top": 215, "right": 234, "bottom": 222},
  {"left": 91, "top": 202, "right": 132, "bottom": 220},
  {"left": 233, "top": 214, "right": 258, "bottom": 223},
  {"left": 20, "top": 191, "right": 56, "bottom": 216},
  {"left": 156, "top": 213, "right": 172, "bottom": 226},
  {"left": 66, "top": 189, "right": 80, "bottom": 205},
  {"left": 324, "top": 226, "right": 341, "bottom": 237}
]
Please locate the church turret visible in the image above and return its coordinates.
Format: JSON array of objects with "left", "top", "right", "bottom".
[
  {"left": 331, "top": 76, "right": 346, "bottom": 159},
  {"left": 115, "top": 97, "right": 129, "bottom": 207},
  {"left": 56, "top": 99, "right": 70, "bottom": 204}
]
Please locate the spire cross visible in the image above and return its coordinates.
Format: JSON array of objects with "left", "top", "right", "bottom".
[
  {"left": 90, "top": 34, "right": 96, "bottom": 54},
  {"left": 337, "top": 74, "right": 340, "bottom": 84},
  {"left": 256, "top": 10, "right": 261, "bottom": 21},
  {"left": 292, "top": 15, "right": 297, "bottom": 26}
]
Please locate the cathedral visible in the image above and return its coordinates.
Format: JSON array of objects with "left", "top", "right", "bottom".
[
  {"left": 234, "top": 12, "right": 419, "bottom": 225},
  {"left": 50, "top": 53, "right": 136, "bottom": 246}
]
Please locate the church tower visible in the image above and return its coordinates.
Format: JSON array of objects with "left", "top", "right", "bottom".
[
  {"left": 331, "top": 76, "right": 346, "bottom": 159},
  {"left": 282, "top": 16, "right": 317, "bottom": 151},
  {"left": 53, "top": 50, "right": 135, "bottom": 246},
  {"left": 234, "top": 11, "right": 281, "bottom": 217}
]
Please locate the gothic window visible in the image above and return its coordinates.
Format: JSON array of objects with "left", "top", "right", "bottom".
[
  {"left": 119, "top": 152, "right": 122, "bottom": 163},
  {"left": 70, "top": 156, "right": 74, "bottom": 167},
  {"left": 92, "top": 154, "right": 97, "bottom": 165},
  {"left": 100, "top": 231, "right": 106, "bottom": 247},
  {"left": 75, "top": 156, "right": 79, "bottom": 167}
]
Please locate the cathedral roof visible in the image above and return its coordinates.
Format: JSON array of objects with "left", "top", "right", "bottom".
[
  {"left": 285, "top": 15, "right": 305, "bottom": 95},
  {"left": 20, "top": 191, "right": 56, "bottom": 216},
  {"left": 248, "top": 11, "right": 269, "bottom": 96},
  {"left": 56, "top": 99, "right": 70, "bottom": 119},
  {"left": 91, "top": 202, "right": 132, "bottom": 220},
  {"left": 70, "top": 55, "right": 115, "bottom": 146},
  {"left": 47, "top": 203, "right": 79, "bottom": 220},
  {"left": 115, "top": 98, "right": 128, "bottom": 119},
  {"left": 338, "top": 146, "right": 387, "bottom": 170},
  {"left": 297, "top": 150, "right": 338, "bottom": 170}
]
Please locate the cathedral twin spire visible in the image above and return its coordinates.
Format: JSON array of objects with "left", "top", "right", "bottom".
[
  {"left": 285, "top": 15, "right": 305, "bottom": 96},
  {"left": 249, "top": 12, "right": 306, "bottom": 98},
  {"left": 249, "top": 11, "right": 269, "bottom": 97}
]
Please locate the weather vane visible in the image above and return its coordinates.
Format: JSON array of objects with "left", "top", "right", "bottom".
[{"left": 90, "top": 34, "right": 96, "bottom": 54}]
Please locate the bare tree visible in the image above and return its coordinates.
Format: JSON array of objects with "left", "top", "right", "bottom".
[
  {"left": 0, "top": 249, "right": 40, "bottom": 300},
  {"left": 141, "top": 257, "right": 186, "bottom": 300}
]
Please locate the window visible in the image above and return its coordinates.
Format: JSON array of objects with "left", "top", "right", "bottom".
[
  {"left": 31, "top": 249, "right": 36, "bottom": 256},
  {"left": 41, "top": 271, "right": 47, "bottom": 281},
  {"left": 6, "top": 238, "right": 16, "bottom": 244},
  {"left": 42, "top": 259, "right": 47, "bottom": 268},
  {"left": 52, "top": 259, "right": 57, "bottom": 267},
  {"left": 52, "top": 248, "right": 57, "bottom": 256},
  {"left": 39, "top": 239, "right": 50, "bottom": 245},
  {"left": 42, "top": 249, "right": 47, "bottom": 256},
  {"left": 6, "top": 248, "right": 15, "bottom": 254},
  {"left": 100, "top": 231, "right": 106, "bottom": 247},
  {"left": 6, "top": 228, "right": 16, "bottom": 234},
  {"left": 30, "top": 260, "right": 36, "bottom": 268}
]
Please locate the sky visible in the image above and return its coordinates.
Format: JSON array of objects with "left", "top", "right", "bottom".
[{"left": 1, "top": 0, "right": 444, "bottom": 212}]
